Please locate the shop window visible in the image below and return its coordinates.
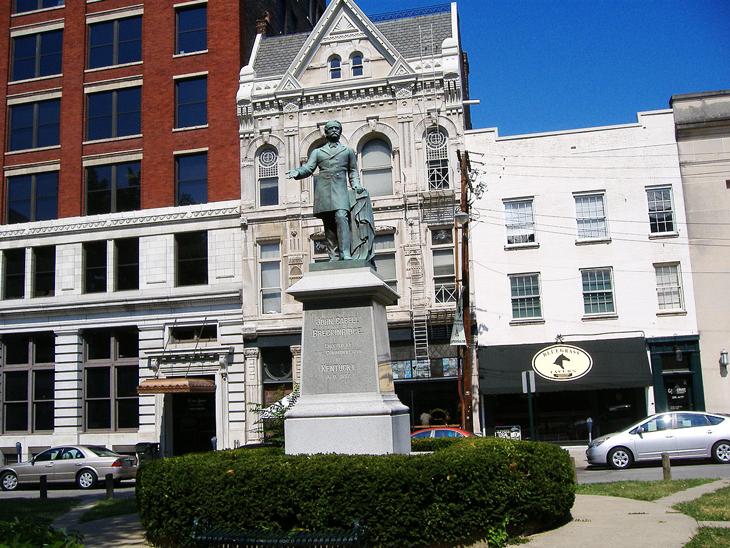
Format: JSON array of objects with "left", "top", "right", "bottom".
[
  {"left": 13, "top": 0, "right": 63, "bottom": 14},
  {"left": 6, "top": 171, "right": 58, "bottom": 224},
  {"left": 9, "top": 99, "right": 60, "bottom": 151},
  {"left": 361, "top": 138, "right": 392, "bottom": 197},
  {"left": 176, "top": 4, "right": 207, "bottom": 54},
  {"left": 84, "top": 328, "right": 139, "bottom": 430},
  {"left": 11, "top": 29, "right": 62, "bottom": 81},
  {"left": 3, "top": 249, "right": 25, "bottom": 300},
  {"left": 646, "top": 187, "right": 675, "bottom": 234},
  {"left": 328, "top": 56, "right": 341, "bottom": 79},
  {"left": 509, "top": 273, "right": 542, "bottom": 319},
  {"left": 88, "top": 16, "right": 141, "bottom": 69},
  {"left": 261, "top": 347, "right": 293, "bottom": 405},
  {"left": 504, "top": 198, "right": 535, "bottom": 245},
  {"left": 257, "top": 147, "right": 279, "bottom": 206},
  {"left": 33, "top": 245, "right": 55, "bottom": 297},
  {"left": 83, "top": 241, "right": 107, "bottom": 293},
  {"left": 2, "top": 332, "right": 55, "bottom": 433},
  {"left": 175, "top": 152, "right": 207, "bottom": 206},
  {"left": 431, "top": 228, "right": 455, "bottom": 304},
  {"left": 351, "top": 53, "right": 363, "bottom": 77},
  {"left": 581, "top": 267, "right": 615, "bottom": 315},
  {"left": 655, "top": 263, "right": 683, "bottom": 311},
  {"left": 175, "top": 77, "right": 207, "bottom": 128},
  {"left": 170, "top": 324, "right": 217, "bottom": 343},
  {"left": 175, "top": 231, "right": 208, "bottom": 286},
  {"left": 115, "top": 238, "right": 139, "bottom": 291},
  {"left": 575, "top": 193, "right": 607, "bottom": 240},
  {"left": 259, "top": 242, "right": 281, "bottom": 314},
  {"left": 425, "top": 129, "right": 449, "bottom": 190},
  {"left": 374, "top": 234, "right": 397, "bottom": 291},
  {"left": 86, "top": 161, "right": 140, "bottom": 215},
  {"left": 86, "top": 87, "right": 141, "bottom": 140}
]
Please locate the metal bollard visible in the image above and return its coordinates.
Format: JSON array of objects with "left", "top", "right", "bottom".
[
  {"left": 39, "top": 474, "right": 48, "bottom": 500},
  {"left": 661, "top": 452, "right": 672, "bottom": 481},
  {"left": 105, "top": 473, "right": 114, "bottom": 499}
]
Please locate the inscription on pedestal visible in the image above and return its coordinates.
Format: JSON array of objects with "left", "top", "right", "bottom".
[{"left": 302, "top": 306, "right": 376, "bottom": 394}]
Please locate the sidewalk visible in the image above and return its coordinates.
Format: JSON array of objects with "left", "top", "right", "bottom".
[
  {"left": 52, "top": 496, "right": 151, "bottom": 548},
  {"left": 526, "top": 478, "right": 730, "bottom": 547}
]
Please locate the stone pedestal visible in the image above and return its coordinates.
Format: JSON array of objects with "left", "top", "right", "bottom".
[{"left": 284, "top": 262, "right": 410, "bottom": 455}]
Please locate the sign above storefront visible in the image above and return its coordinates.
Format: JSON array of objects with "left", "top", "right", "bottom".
[{"left": 532, "top": 344, "right": 593, "bottom": 382}]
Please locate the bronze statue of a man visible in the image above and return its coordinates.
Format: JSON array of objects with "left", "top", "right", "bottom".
[{"left": 287, "top": 120, "right": 370, "bottom": 262}]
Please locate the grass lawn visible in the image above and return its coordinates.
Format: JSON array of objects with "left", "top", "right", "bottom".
[
  {"left": 575, "top": 479, "right": 716, "bottom": 501},
  {"left": 684, "top": 528, "right": 730, "bottom": 547},
  {"left": 79, "top": 497, "right": 138, "bottom": 523},
  {"left": 675, "top": 485, "right": 730, "bottom": 521},
  {"left": 0, "top": 497, "right": 80, "bottom": 525}
]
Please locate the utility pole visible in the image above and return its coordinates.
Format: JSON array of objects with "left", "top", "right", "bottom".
[{"left": 457, "top": 150, "right": 473, "bottom": 432}]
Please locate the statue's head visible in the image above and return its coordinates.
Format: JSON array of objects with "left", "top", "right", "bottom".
[{"left": 324, "top": 120, "right": 342, "bottom": 141}]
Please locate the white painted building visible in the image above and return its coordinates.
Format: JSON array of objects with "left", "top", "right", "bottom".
[
  {"left": 467, "top": 110, "right": 702, "bottom": 441},
  {"left": 0, "top": 204, "right": 246, "bottom": 461},
  {"left": 237, "top": 0, "right": 474, "bottom": 435}
]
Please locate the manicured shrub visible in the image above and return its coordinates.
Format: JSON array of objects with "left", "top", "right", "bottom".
[
  {"left": 137, "top": 438, "right": 574, "bottom": 547},
  {"left": 0, "top": 518, "right": 83, "bottom": 547},
  {"left": 410, "top": 437, "right": 463, "bottom": 452}
]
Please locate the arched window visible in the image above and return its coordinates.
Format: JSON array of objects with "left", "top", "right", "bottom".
[
  {"left": 329, "top": 55, "right": 341, "bottom": 79},
  {"left": 425, "top": 129, "right": 449, "bottom": 190},
  {"left": 257, "top": 147, "right": 278, "bottom": 206},
  {"left": 361, "top": 138, "right": 392, "bottom": 197},
  {"left": 351, "top": 53, "right": 363, "bottom": 77}
]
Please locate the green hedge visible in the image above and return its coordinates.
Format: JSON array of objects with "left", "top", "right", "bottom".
[
  {"left": 410, "top": 437, "right": 463, "bottom": 452},
  {"left": 137, "top": 438, "right": 574, "bottom": 547}
]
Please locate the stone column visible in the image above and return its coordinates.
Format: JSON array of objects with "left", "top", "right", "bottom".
[
  {"left": 54, "top": 329, "right": 82, "bottom": 445},
  {"left": 290, "top": 344, "right": 302, "bottom": 385},
  {"left": 244, "top": 347, "right": 262, "bottom": 444}
]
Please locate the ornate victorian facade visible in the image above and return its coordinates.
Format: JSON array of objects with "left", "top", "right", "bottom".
[{"left": 237, "top": 0, "right": 472, "bottom": 436}]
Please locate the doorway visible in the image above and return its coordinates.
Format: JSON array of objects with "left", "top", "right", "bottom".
[{"left": 171, "top": 392, "right": 216, "bottom": 456}]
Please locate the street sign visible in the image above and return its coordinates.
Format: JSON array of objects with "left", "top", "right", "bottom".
[
  {"left": 450, "top": 288, "right": 466, "bottom": 346},
  {"left": 521, "top": 370, "right": 536, "bottom": 393},
  {"left": 495, "top": 425, "right": 522, "bottom": 440}
]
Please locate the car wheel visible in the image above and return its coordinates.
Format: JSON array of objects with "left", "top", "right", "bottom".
[
  {"left": 711, "top": 440, "right": 730, "bottom": 464},
  {"left": 607, "top": 447, "right": 633, "bottom": 470},
  {"left": 76, "top": 469, "right": 97, "bottom": 490},
  {"left": 1, "top": 471, "right": 18, "bottom": 491}
]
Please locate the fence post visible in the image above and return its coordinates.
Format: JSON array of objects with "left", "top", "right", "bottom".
[
  {"left": 661, "top": 452, "right": 671, "bottom": 481},
  {"left": 39, "top": 475, "right": 47, "bottom": 500},
  {"left": 105, "top": 473, "right": 114, "bottom": 499}
]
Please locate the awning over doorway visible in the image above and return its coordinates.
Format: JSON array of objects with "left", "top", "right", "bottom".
[
  {"left": 137, "top": 377, "right": 216, "bottom": 394},
  {"left": 478, "top": 337, "right": 651, "bottom": 395}
]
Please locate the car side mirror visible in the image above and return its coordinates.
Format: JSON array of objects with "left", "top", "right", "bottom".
[{"left": 635, "top": 426, "right": 644, "bottom": 437}]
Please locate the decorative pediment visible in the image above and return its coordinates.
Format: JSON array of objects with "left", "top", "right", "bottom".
[
  {"left": 284, "top": 0, "right": 402, "bottom": 81},
  {"left": 276, "top": 72, "right": 302, "bottom": 93},
  {"left": 387, "top": 56, "right": 416, "bottom": 78}
]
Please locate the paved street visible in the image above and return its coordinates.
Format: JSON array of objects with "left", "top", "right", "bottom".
[{"left": 0, "top": 481, "right": 135, "bottom": 500}]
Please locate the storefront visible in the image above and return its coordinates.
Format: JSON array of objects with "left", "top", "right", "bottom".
[
  {"left": 478, "top": 337, "right": 653, "bottom": 443},
  {"left": 647, "top": 336, "right": 704, "bottom": 412}
]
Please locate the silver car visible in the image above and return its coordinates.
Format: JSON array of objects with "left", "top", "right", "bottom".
[
  {"left": 587, "top": 411, "right": 730, "bottom": 469},
  {"left": 0, "top": 445, "right": 137, "bottom": 491}
]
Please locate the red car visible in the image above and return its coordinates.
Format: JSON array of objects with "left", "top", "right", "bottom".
[{"left": 411, "top": 427, "right": 474, "bottom": 439}]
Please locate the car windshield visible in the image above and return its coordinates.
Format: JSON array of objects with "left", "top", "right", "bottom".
[{"left": 85, "top": 446, "right": 119, "bottom": 457}]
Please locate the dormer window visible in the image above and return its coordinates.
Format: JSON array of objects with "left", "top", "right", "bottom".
[
  {"left": 351, "top": 53, "right": 363, "bottom": 77},
  {"left": 329, "top": 55, "right": 341, "bottom": 79}
]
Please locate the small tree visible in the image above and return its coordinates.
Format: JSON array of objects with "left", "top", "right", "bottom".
[{"left": 250, "top": 385, "right": 300, "bottom": 446}]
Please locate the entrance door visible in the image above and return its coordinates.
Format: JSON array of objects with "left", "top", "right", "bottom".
[
  {"left": 171, "top": 392, "right": 216, "bottom": 456},
  {"left": 665, "top": 376, "right": 693, "bottom": 411}
]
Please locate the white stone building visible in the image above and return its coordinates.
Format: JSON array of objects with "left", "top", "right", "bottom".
[
  {"left": 467, "top": 110, "right": 702, "bottom": 441},
  {"left": 237, "top": 0, "right": 474, "bottom": 436}
]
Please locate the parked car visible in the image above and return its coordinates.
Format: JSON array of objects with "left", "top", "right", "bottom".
[
  {"left": 0, "top": 445, "right": 137, "bottom": 491},
  {"left": 587, "top": 411, "right": 730, "bottom": 469},
  {"left": 411, "top": 427, "right": 474, "bottom": 439}
]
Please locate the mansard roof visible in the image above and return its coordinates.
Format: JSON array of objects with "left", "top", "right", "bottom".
[{"left": 252, "top": 10, "right": 453, "bottom": 79}]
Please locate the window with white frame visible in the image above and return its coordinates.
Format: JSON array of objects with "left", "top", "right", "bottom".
[
  {"left": 655, "top": 263, "right": 683, "bottom": 311},
  {"left": 361, "top": 138, "right": 392, "bottom": 197},
  {"left": 504, "top": 199, "right": 536, "bottom": 245},
  {"left": 257, "top": 147, "right": 279, "bottom": 206},
  {"left": 509, "top": 273, "right": 542, "bottom": 319},
  {"left": 373, "top": 234, "right": 397, "bottom": 291},
  {"left": 575, "top": 193, "right": 607, "bottom": 239},
  {"left": 425, "top": 129, "right": 449, "bottom": 190},
  {"left": 646, "top": 187, "right": 675, "bottom": 234},
  {"left": 259, "top": 242, "right": 281, "bottom": 314},
  {"left": 431, "top": 228, "right": 456, "bottom": 304},
  {"left": 328, "top": 55, "right": 341, "bottom": 79},
  {"left": 581, "top": 268, "right": 615, "bottom": 315},
  {"left": 350, "top": 53, "right": 363, "bottom": 76}
]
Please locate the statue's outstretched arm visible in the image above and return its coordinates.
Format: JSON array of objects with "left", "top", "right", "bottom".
[{"left": 286, "top": 149, "right": 319, "bottom": 179}]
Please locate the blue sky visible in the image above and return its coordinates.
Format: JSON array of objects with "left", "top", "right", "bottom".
[{"left": 348, "top": 0, "right": 730, "bottom": 135}]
